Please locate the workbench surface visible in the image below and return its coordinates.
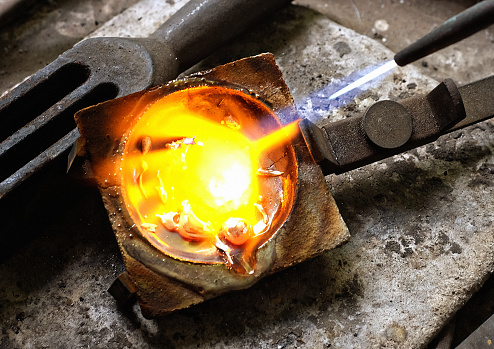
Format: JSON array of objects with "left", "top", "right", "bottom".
[{"left": 1, "top": 1, "right": 493, "bottom": 348}]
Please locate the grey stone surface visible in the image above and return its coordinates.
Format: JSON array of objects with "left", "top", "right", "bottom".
[
  {"left": 297, "top": 0, "right": 494, "bottom": 86},
  {"left": 1, "top": 1, "right": 493, "bottom": 348},
  {"left": 0, "top": 0, "right": 140, "bottom": 95}
]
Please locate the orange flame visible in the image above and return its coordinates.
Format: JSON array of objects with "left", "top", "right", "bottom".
[{"left": 254, "top": 119, "right": 300, "bottom": 153}]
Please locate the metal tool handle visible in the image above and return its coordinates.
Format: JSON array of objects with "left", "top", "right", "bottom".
[
  {"left": 394, "top": 0, "right": 494, "bottom": 66},
  {"left": 151, "top": 0, "right": 292, "bottom": 72}
]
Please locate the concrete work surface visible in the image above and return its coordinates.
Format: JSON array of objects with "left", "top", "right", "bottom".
[{"left": 1, "top": 0, "right": 493, "bottom": 348}]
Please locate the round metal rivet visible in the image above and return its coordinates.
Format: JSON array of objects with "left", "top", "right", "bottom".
[{"left": 362, "top": 100, "right": 413, "bottom": 149}]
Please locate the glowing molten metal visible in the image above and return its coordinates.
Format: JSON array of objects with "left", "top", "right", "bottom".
[{"left": 121, "top": 86, "right": 298, "bottom": 273}]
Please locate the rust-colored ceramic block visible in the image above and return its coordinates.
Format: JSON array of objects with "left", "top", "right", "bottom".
[{"left": 75, "top": 53, "right": 350, "bottom": 318}]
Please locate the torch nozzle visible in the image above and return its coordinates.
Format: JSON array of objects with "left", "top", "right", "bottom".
[{"left": 394, "top": 0, "right": 494, "bottom": 66}]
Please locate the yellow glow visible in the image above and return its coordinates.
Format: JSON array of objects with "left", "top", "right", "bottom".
[
  {"left": 208, "top": 161, "right": 251, "bottom": 206},
  {"left": 121, "top": 86, "right": 299, "bottom": 250},
  {"left": 123, "top": 116, "right": 259, "bottom": 240}
]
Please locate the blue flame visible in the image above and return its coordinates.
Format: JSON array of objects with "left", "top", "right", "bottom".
[
  {"left": 296, "top": 60, "right": 398, "bottom": 122},
  {"left": 328, "top": 60, "right": 397, "bottom": 100}
]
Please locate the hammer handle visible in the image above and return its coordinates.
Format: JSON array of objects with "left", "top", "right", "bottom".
[{"left": 151, "top": 0, "right": 292, "bottom": 71}]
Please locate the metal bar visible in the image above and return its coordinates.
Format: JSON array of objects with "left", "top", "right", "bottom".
[
  {"left": 152, "top": 0, "right": 292, "bottom": 72},
  {"left": 448, "top": 75, "right": 494, "bottom": 132},
  {"left": 307, "top": 79, "right": 467, "bottom": 175}
]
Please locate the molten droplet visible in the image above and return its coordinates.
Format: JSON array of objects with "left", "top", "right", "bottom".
[
  {"left": 176, "top": 200, "right": 213, "bottom": 242},
  {"left": 219, "top": 218, "right": 253, "bottom": 246},
  {"left": 157, "top": 211, "right": 180, "bottom": 231}
]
